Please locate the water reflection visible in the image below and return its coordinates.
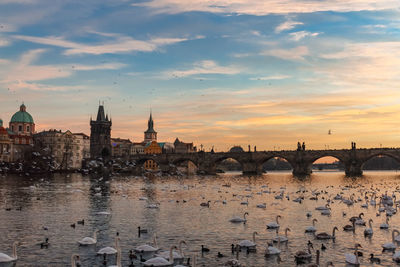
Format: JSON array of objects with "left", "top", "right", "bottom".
[{"left": 0, "top": 171, "right": 400, "bottom": 266}]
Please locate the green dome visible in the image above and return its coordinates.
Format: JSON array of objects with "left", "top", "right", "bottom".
[
  {"left": 10, "top": 104, "right": 34, "bottom": 124},
  {"left": 0, "top": 118, "right": 3, "bottom": 127}
]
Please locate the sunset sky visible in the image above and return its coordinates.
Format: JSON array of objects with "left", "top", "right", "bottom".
[{"left": 0, "top": 0, "right": 400, "bottom": 151}]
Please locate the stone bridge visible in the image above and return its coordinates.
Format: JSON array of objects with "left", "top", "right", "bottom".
[{"left": 129, "top": 148, "right": 400, "bottom": 176}]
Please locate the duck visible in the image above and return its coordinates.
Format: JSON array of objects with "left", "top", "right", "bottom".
[
  {"left": 77, "top": 219, "right": 85, "bottom": 225},
  {"left": 78, "top": 230, "right": 98, "bottom": 245},
  {"left": 364, "top": 219, "right": 373, "bottom": 236},
  {"left": 201, "top": 245, "right": 210, "bottom": 252},
  {"left": 138, "top": 226, "right": 148, "bottom": 236},
  {"left": 273, "top": 227, "right": 290, "bottom": 243},
  {"left": 369, "top": 253, "right": 380, "bottom": 264},
  {"left": 316, "top": 226, "right": 338, "bottom": 240},
  {"left": 345, "top": 243, "right": 362, "bottom": 266},
  {"left": 256, "top": 203, "right": 266, "bottom": 208},
  {"left": 143, "top": 245, "right": 178, "bottom": 267},
  {"left": 200, "top": 200, "right": 211, "bottom": 207},
  {"left": 229, "top": 212, "right": 249, "bottom": 223},
  {"left": 305, "top": 219, "right": 318, "bottom": 233},
  {"left": 0, "top": 242, "right": 18, "bottom": 263},
  {"left": 238, "top": 231, "right": 258, "bottom": 251},
  {"left": 40, "top": 238, "right": 50, "bottom": 249},
  {"left": 267, "top": 215, "right": 281, "bottom": 229}
]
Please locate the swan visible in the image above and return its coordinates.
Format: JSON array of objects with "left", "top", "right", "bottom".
[
  {"left": 155, "top": 240, "right": 186, "bottom": 264},
  {"left": 364, "top": 219, "right": 373, "bottom": 236},
  {"left": 320, "top": 208, "right": 331, "bottom": 216},
  {"left": 380, "top": 217, "right": 390, "bottom": 229},
  {"left": 256, "top": 203, "right": 266, "bottom": 208},
  {"left": 265, "top": 238, "right": 281, "bottom": 256},
  {"left": 78, "top": 230, "right": 98, "bottom": 245},
  {"left": 305, "top": 219, "right": 318, "bottom": 233},
  {"left": 134, "top": 234, "right": 159, "bottom": 254},
  {"left": 71, "top": 254, "right": 80, "bottom": 267},
  {"left": 273, "top": 228, "right": 290, "bottom": 243},
  {"left": 354, "top": 213, "right": 366, "bottom": 225},
  {"left": 267, "top": 215, "right": 281, "bottom": 229},
  {"left": 343, "top": 220, "right": 355, "bottom": 232},
  {"left": 143, "top": 245, "right": 177, "bottom": 266},
  {"left": 108, "top": 247, "right": 121, "bottom": 267},
  {"left": 97, "top": 237, "right": 119, "bottom": 255},
  {"left": 345, "top": 243, "right": 361, "bottom": 266},
  {"left": 229, "top": 212, "right": 249, "bottom": 223},
  {"left": 316, "top": 226, "right": 338, "bottom": 240},
  {"left": 0, "top": 242, "right": 18, "bottom": 263},
  {"left": 294, "top": 242, "right": 313, "bottom": 263},
  {"left": 238, "top": 231, "right": 257, "bottom": 250},
  {"left": 315, "top": 204, "right": 329, "bottom": 211},
  {"left": 382, "top": 229, "right": 399, "bottom": 251}
]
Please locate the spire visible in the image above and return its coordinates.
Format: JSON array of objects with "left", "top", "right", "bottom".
[
  {"left": 20, "top": 102, "right": 26, "bottom": 112},
  {"left": 96, "top": 105, "right": 106, "bottom": 121},
  {"left": 146, "top": 111, "right": 155, "bottom": 133}
]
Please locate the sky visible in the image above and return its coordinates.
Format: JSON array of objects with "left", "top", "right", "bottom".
[{"left": 0, "top": 0, "right": 400, "bottom": 152}]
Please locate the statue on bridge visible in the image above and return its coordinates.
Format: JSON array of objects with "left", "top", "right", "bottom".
[
  {"left": 351, "top": 142, "right": 356, "bottom": 150},
  {"left": 302, "top": 142, "right": 306, "bottom": 151},
  {"left": 297, "top": 142, "right": 301, "bottom": 151}
]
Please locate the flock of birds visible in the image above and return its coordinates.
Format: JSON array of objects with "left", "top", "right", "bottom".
[{"left": 2, "top": 174, "right": 400, "bottom": 266}]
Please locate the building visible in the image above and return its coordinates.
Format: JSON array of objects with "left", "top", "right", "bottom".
[
  {"left": 144, "top": 140, "right": 162, "bottom": 170},
  {"left": 144, "top": 112, "right": 157, "bottom": 142},
  {"left": 34, "top": 129, "right": 90, "bottom": 170},
  {"left": 174, "top": 138, "right": 197, "bottom": 153},
  {"left": 111, "top": 138, "right": 132, "bottom": 158},
  {"left": 7, "top": 103, "right": 35, "bottom": 161},
  {"left": 131, "top": 142, "right": 145, "bottom": 155},
  {"left": 0, "top": 119, "right": 13, "bottom": 162},
  {"left": 90, "top": 105, "right": 112, "bottom": 160}
]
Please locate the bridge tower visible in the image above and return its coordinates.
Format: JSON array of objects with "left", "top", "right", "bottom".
[{"left": 90, "top": 104, "right": 112, "bottom": 160}]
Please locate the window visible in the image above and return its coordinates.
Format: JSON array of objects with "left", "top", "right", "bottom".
[
  {"left": 27, "top": 126, "right": 30, "bottom": 132},
  {"left": 18, "top": 125, "right": 22, "bottom": 132},
  {"left": 11, "top": 125, "right": 14, "bottom": 132}
]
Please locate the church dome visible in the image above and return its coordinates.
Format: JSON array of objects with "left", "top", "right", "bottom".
[
  {"left": 229, "top": 146, "right": 244, "bottom": 153},
  {"left": 10, "top": 104, "right": 34, "bottom": 124}
]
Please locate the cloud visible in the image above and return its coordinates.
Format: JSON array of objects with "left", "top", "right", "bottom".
[
  {"left": 289, "top": 31, "right": 320, "bottom": 41},
  {"left": 133, "top": 0, "right": 400, "bottom": 15},
  {"left": 275, "top": 20, "right": 303, "bottom": 33},
  {"left": 162, "top": 60, "right": 243, "bottom": 78},
  {"left": 13, "top": 32, "right": 188, "bottom": 55},
  {"left": 261, "top": 46, "right": 309, "bottom": 60},
  {"left": 250, "top": 75, "right": 291, "bottom": 80}
]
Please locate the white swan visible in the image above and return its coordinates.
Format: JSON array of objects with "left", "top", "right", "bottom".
[
  {"left": 71, "top": 254, "right": 80, "bottom": 267},
  {"left": 267, "top": 215, "right": 281, "bottom": 229},
  {"left": 229, "top": 212, "right": 249, "bottom": 223},
  {"left": 345, "top": 243, "right": 361, "bottom": 266},
  {"left": 78, "top": 230, "right": 98, "bottom": 245},
  {"left": 155, "top": 240, "right": 186, "bottom": 264},
  {"left": 316, "top": 226, "right": 337, "bottom": 240},
  {"left": 315, "top": 204, "right": 329, "bottom": 210},
  {"left": 273, "top": 228, "right": 290, "bottom": 243},
  {"left": 97, "top": 237, "right": 119, "bottom": 255},
  {"left": 364, "top": 219, "right": 373, "bottom": 236},
  {"left": 265, "top": 238, "right": 281, "bottom": 256},
  {"left": 305, "top": 219, "right": 318, "bottom": 233},
  {"left": 257, "top": 203, "right": 266, "bottom": 208},
  {"left": 134, "top": 234, "right": 159, "bottom": 253},
  {"left": 382, "top": 229, "right": 399, "bottom": 251},
  {"left": 238, "top": 231, "right": 258, "bottom": 250},
  {"left": 143, "top": 245, "right": 177, "bottom": 266},
  {"left": 0, "top": 242, "right": 18, "bottom": 263}
]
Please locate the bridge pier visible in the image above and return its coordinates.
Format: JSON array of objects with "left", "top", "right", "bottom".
[
  {"left": 292, "top": 163, "right": 312, "bottom": 177},
  {"left": 242, "top": 161, "right": 263, "bottom": 175},
  {"left": 345, "top": 161, "right": 363, "bottom": 177}
]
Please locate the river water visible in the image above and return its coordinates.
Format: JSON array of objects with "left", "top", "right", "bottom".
[{"left": 1, "top": 171, "right": 400, "bottom": 266}]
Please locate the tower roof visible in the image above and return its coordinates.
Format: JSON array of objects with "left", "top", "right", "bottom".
[
  {"left": 145, "top": 112, "right": 156, "bottom": 133},
  {"left": 10, "top": 103, "right": 34, "bottom": 124},
  {"left": 96, "top": 105, "right": 107, "bottom": 121}
]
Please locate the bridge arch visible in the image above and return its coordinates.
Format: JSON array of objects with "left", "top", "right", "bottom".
[
  {"left": 172, "top": 158, "right": 199, "bottom": 168},
  {"left": 213, "top": 156, "right": 244, "bottom": 173},
  {"left": 310, "top": 155, "right": 344, "bottom": 171},
  {"left": 135, "top": 157, "right": 161, "bottom": 171},
  {"left": 361, "top": 153, "right": 400, "bottom": 170},
  {"left": 259, "top": 155, "right": 294, "bottom": 171}
]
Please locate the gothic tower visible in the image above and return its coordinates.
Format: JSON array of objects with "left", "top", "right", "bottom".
[
  {"left": 90, "top": 104, "right": 112, "bottom": 159},
  {"left": 144, "top": 112, "right": 157, "bottom": 142}
]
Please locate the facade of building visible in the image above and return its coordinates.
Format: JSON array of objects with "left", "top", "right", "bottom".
[
  {"left": 34, "top": 129, "right": 90, "bottom": 169},
  {"left": 144, "top": 112, "right": 157, "bottom": 142},
  {"left": 144, "top": 140, "right": 162, "bottom": 170},
  {"left": 90, "top": 105, "right": 112, "bottom": 160},
  {"left": 174, "top": 138, "right": 197, "bottom": 153},
  {"left": 111, "top": 138, "right": 132, "bottom": 158},
  {"left": 7, "top": 104, "right": 36, "bottom": 161},
  {"left": 0, "top": 119, "right": 13, "bottom": 162}
]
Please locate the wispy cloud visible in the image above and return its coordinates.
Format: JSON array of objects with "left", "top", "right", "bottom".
[
  {"left": 250, "top": 75, "right": 291, "bottom": 80},
  {"left": 289, "top": 31, "right": 320, "bottom": 41},
  {"left": 13, "top": 32, "right": 188, "bottom": 55},
  {"left": 261, "top": 46, "right": 309, "bottom": 60},
  {"left": 133, "top": 0, "right": 400, "bottom": 15},
  {"left": 162, "top": 60, "right": 243, "bottom": 78},
  {"left": 275, "top": 20, "right": 303, "bottom": 33}
]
